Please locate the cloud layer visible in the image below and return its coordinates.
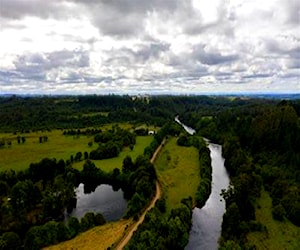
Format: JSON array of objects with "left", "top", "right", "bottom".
[{"left": 0, "top": 0, "right": 299, "bottom": 94}]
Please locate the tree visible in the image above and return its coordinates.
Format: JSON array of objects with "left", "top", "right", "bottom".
[
  {"left": 10, "top": 180, "right": 40, "bottom": 215},
  {"left": 80, "top": 212, "right": 95, "bottom": 232},
  {"left": 222, "top": 202, "right": 241, "bottom": 240},
  {"left": 0, "top": 181, "right": 9, "bottom": 197},
  {"left": 95, "top": 213, "right": 106, "bottom": 226},
  {"left": 68, "top": 217, "right": 81, "bottom": 238},
  {"left": 0, "top": 232, "right": 22, "bottom": 250},
  {"left": 75, "top": 152, "right": 82, "bottom": 161},
  {"left": 272, "top": 204, "right": 285, "bottom": 221},
  {"left": 24, "top": 226, "right": 45, "bottom": 250},
  {"left": 122, "top": 156, "right": 134, "bottom": 174}
]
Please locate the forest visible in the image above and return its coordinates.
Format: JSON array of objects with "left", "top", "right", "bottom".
[{"left": 0, "top": 94, "right": 299, "bottom": 249}]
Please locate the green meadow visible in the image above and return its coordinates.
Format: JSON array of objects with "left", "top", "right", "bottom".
[
  {"left": 154, "top": 137, "right": 200, "bottom": 210},
  {"left": 0, "top": 130, "right": 97, "bottom": 172},
  {"left": 0, "top": 128, "right": 153, "bottom": 172},
  {"left": 247, "top": 190, "right": 300, "bottom": 249},
  {"left": 72, "top": 135, "right": 153, "bottom": 172}
]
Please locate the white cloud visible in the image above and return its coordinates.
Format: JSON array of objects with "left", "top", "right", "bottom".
[{"left": 0, "top": 0, "right": 299, "bottom": 94}]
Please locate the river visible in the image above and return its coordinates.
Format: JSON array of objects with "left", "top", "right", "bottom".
[
  {"left": 66, "top": 183, "right": 127, "bottom": 222},
  {"left": 186, "top": 142, "right": 229, "bottom": 250},
  {"left": 175, "top": 117, "right": 230, "bottom": 250}
]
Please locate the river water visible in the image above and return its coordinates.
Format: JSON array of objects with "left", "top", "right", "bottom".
[
  {"left": 185, "top": 143, "right": 230, "bottom": 250},
  {"left": 175, "top": 117, "right": 230, "bottom": 250},
  {"left": 66, "top": 183, "right": 127, "bottom": 222}
]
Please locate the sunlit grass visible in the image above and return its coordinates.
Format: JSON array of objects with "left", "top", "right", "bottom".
[
  {"left": 247, "top": 189, "right": 300, "bottom": 249},
  {"left": 154, "top": 137, "right": 200, "bottom": 211},
  {"left": 44, "top": 219, "right": 133, "bottom": 250}
]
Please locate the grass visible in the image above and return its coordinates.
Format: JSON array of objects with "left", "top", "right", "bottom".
[
  {"left": 154, "top": 137, "right": 200, "bottom": 211},
  {"left": 72, "top": 136, "right": 153, "bottom": 172},
  {"left": 0, "top": 127, "right": 153, "bottom": 172},
  {"left": 0, "top": 130, "right": 98, "bottom": 172},
  {"left": 44, "top": 219, "right": 133, "bottom": 250},
  {"left": 247, "top": 189, "right": 300, "bottom": 249}
]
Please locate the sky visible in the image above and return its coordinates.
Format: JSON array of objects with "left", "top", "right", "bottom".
[{"left": 0, "top": 0, "right": 299, "bottom": 95}]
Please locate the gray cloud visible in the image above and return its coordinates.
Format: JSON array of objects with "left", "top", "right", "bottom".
[
  {"left": 71, "top": 0, "right": 181, "bottom": 37},
  {"left": 192, "top": 45, "right": 239, "bottom": 65},
  {"left": 283, "top": 0, "right": 300, "bottom": 25},
  {"left": 0, "top": 0, "right": 66, "bottom": 20},
  {"left": 12, "top": 50, "right": 89, "bottom": 82},
  {"left": 104, "top": 42, "right": 170, "bottom": 66}
]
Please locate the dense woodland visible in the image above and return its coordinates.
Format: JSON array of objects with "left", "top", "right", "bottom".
[{"left": 0, "top": 95, "right": 299, "bottom": 249}]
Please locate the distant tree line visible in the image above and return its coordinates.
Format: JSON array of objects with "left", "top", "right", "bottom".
[{"left": 0, "top": 95, "right": 278, "bottom": 133}]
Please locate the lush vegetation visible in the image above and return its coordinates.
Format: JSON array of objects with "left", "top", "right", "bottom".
[
  {"left": 0, "top": 123, "right": 156, "bottom": 249},
  {"left": 247, "top": 190, "right": 300, "bottom": 250},
  {"left": 1, "top": 95, "right": 299, "bottom": 249},
  {"left": 180, "top": 98, "right": 300, "bottom": 248},
  {"left": 72, "top": 136, "right": 153, "bottom": 172},
  {"left": 125, "top": 197, "right": 193, "bottom": 249}
]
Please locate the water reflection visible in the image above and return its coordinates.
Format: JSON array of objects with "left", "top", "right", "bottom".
[{"left": 66, "top": 183, "right": 127, "bottom": 222}]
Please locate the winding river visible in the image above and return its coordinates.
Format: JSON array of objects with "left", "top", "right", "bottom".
[{"left": 175, "top": 117, "right": 230, "bottom": 250}]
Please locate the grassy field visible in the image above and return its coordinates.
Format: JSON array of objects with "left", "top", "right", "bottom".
[
  {"left": 0, "top": 130, "right": 98, "bottom": 172},
  {"left": 0, "top": 125, "right": 153, "bottom": 172},
  {"left": 72, "top": 136, "right": 153, "bottom": 172},
  {"left": 247, "top": 190, "right": 300, "bottom": 249},
  {"left": 45, "top": 219, "right": 133, "bottom": 250},
  {"left": 154, "top": 137, "right": 200, "bottom": 210}
]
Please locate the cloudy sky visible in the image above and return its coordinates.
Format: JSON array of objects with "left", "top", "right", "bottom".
[{"left": 0, "top": 0, "right": 299, "bottom": 95}]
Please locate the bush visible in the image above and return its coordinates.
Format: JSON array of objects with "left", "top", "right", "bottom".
[{"left": 272, "top": 204, "right": 286, "bottom": 221}]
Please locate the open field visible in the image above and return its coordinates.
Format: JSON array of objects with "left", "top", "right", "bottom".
[
  {"left": 247, "top": 190, "right": 300, "bottom": 249},
  {"left": 0, "top": 125, "right": 153, "bottom": 172},
  {"left": 154, "top": 137, "right": 200, "bottom": 210},
  {"left": 0, "top": 130, "right": 98, "bottom": 172},
  {"left": 72, "top": 136, "right": 153, "bottom": 172},
  {"left": 45, "top": 219, "right": 133, "bottom": 250}
]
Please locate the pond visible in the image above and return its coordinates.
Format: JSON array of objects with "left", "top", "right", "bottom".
[{"left": 65, "top": 183, "right": 127, "bottom": 222}]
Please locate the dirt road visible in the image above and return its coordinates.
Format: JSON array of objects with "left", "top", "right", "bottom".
[{"left": 115, "top": 139, "right": 165, "bottom": 250}]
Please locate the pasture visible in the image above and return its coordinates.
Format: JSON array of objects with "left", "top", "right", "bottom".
[
  {"left": 0, "top": 130, "right": 97, "bottom": 172},
  {"left": 154, "top": 137, "right": 200, "bottom": 210},
  {"left": 0, "top": 125, "right": 154, "bottom": 172}
]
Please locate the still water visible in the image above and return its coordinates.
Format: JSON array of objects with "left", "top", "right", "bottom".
[{"left": 66, "top": 183, "right": 127, "bottom": 222}]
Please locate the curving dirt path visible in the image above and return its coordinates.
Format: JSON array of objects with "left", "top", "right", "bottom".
[{"left": 115, "top": 139, "right": 165, "bottom": 250}]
